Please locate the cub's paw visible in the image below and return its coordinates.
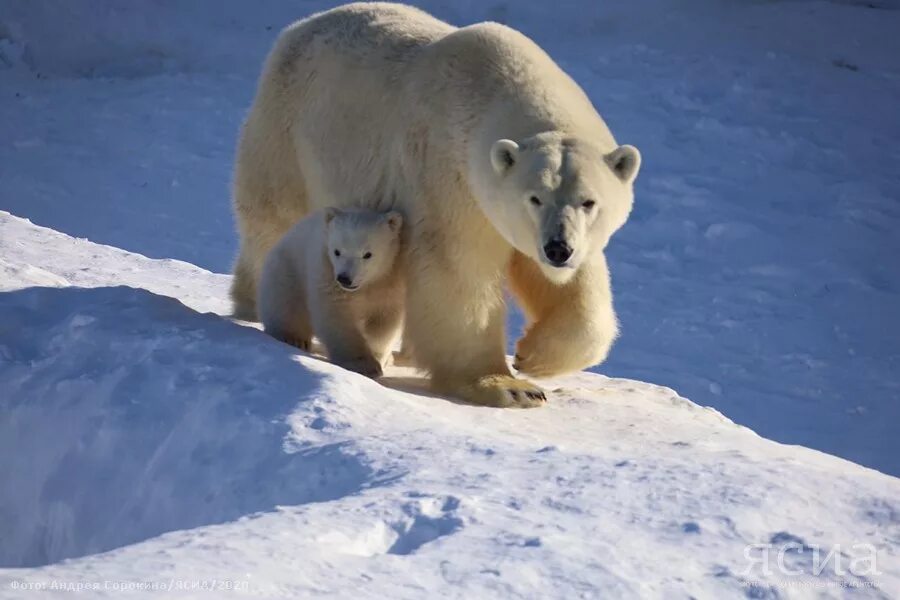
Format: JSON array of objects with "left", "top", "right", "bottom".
[
  {"left": 455, "top": 375, "right": 547, "bottom": 408},
  {"left": 269, "top": 330, "right": 311, "bottom": 352},
  {"left": 391, "top": 347, "right": 416, "bottom": 368},
  {"left": 336, "top": 355, "right": 384, "bottom": 379},
  {"left": 285, "top": 336, "right": 312, "bottom": 352}
]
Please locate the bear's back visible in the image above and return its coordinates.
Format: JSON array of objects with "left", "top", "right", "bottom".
[
  {"left": 277, "top": 3, "right": 454, "bottom": 69},
  {"left": 413, "top": 21, "right": 613, "bottom": 146}
]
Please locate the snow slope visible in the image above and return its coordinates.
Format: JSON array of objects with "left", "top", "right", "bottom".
[
  {"left": 2, "top": 0, "right": 898, "bottom": 475},
  {"left": 1, "top": 212, "right": 899, "bottom": 597}
]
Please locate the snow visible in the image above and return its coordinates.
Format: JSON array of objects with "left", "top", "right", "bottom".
[
  {"left": 1, "top": 0, "right": 899, "bottom": 596},
  {"left": 2, "top": 213, "right": 899, "bottom": 596}
]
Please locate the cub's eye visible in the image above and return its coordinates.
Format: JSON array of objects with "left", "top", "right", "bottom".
[
  {"left": 363, "top": 252, "right": 372, "bottom": 260},
  {"left": 581, "top": 200, "right": 596, "bottom": 210},
  {"left": 529, "top": 196, "right": 542, "bottom": 207},
  {"left": 334, "top": 249, "right": 341, "bottom": 257}
]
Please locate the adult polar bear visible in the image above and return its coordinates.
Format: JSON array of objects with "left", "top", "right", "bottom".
[{"left": 231, "top": 3, "right": 641, "bottom": 408}]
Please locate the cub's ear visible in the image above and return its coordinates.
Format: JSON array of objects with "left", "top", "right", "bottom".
[
  {"left": 490, "top": 139, "right": 520, "bottom": 175},
  {"left": 324, "top": 207, "right": 343, "bottom": 224},
  {"left": 605, "top": 145, "right": 641, "bottom": 184},
  {"left": 384, "top": 211, "right": 403, "bottom": 232}
]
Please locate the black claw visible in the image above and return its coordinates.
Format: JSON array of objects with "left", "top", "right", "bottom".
[{"left": 509, "top": 390, "right": 520, "bottom": 401}]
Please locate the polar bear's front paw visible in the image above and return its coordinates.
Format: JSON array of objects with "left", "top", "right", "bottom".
[
  {"left": 335, "top": 355, "right": 384, "bottom": 379},
  {"left": 514, "top": 323, "right": 609, "bottom": 378},
  {"left": 455, "top": 375, "right": 547, "bottom": 408},
  {"left": 513, "top": 333, "right": 567, "bottom": 379},
  {"left": 512, "top": 349, "right": 560, "bottom": 379}
]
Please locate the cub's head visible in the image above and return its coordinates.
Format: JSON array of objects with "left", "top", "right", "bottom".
[
  {"left": 324, "top": 208, "right": 403, "bottom": 291},
  {"left": 477, "top": 132, "right": 640, "bottom": 283}
]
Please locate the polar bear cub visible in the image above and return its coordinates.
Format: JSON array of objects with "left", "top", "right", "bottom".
[{"left": 257, "top": 207, "right": 404, "bottom": 377}]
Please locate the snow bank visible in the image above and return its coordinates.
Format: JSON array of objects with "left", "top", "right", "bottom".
[
  {"left": 0, "top": 283, "right": 371, "bottom": 568},
  {"left": 1, "top": 213, "right": 898, "bottom": 597}
]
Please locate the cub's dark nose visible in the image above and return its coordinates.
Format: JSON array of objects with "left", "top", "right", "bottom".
[
  {"left": 336, "top": 273, "right": 353, "bottom": 288},
  {"left": 542, "top": 239, "right": 573, "bottom": 266}
]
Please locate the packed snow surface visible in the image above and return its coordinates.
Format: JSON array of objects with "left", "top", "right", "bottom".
[
  {"left": 1, "top": 0, "right": 899, "bottom": 596},
  {"left": 1, "top": 212, "right": 898, "bottom": 597}
]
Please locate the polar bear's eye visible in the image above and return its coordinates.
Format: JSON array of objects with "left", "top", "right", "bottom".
[
  {"left": 334, "top": 249, "right": 341, "bottom": 257},
  {"left": 529, "top": 196, "right": 542, "bottom": 207},
  {"left": 581, "top": 200, "right": 596, "bottom": 210},
  {"left": 363, "top": 252, "right": 372, "bottom": 260}
]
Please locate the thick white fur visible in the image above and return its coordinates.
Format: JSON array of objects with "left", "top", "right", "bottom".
[
  {"left": 257, "top": 209, "right": 404, "bottom": 378},
  {"left": 232, "top": 3, "right": 640, "bottom": 407}
]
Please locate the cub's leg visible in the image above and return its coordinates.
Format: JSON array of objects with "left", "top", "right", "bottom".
[
  {"left": 257, "top": 251, "right": 312, "bottom": 351},
  {"left": 392, "top": 327, "right": 416, "bottom": 367},
  {"left": 363, "top": 306, "right": 404, "bottom": 367},
  {"left": 312, "top": 294, "right": 382, "bottom": 378},
  {"left": 231, "top": 212, "right": 298, "bottom": 322}
]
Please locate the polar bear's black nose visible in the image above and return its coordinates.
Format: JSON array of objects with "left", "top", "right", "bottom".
[
  {"left": 336, "top": 273, "right": 353, "bottom": 288},
  {"left": 543, "top": 239, "right": 573, "bottom": 266}
]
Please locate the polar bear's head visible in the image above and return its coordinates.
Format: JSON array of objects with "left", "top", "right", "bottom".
[
  {"left": 476, "top": 132, "right": 640, "bottom": 284},
  {"left": 324, "top": 208, "right": 403, "bottom": 291}
]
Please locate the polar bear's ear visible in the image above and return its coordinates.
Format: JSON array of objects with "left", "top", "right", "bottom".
[
  {"left": 605, "top": 145, "right": 641, "bottom": 185},
  {"left": 384, "top": 211, "right": 403, "bottom": 232},
  {"left": 490, "top": 139, "right": 520, "bottom": 175},
  {"left": 324, "top": 207, "right": 343, "bottom": 224}
]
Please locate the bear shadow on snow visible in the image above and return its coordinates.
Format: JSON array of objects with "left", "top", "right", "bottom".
[
  {"left": 280, "top": 339, "right": 469, "bottom": 406},
  {"left": 0, "top": 285, "right": 399, "bottom": 568}
]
